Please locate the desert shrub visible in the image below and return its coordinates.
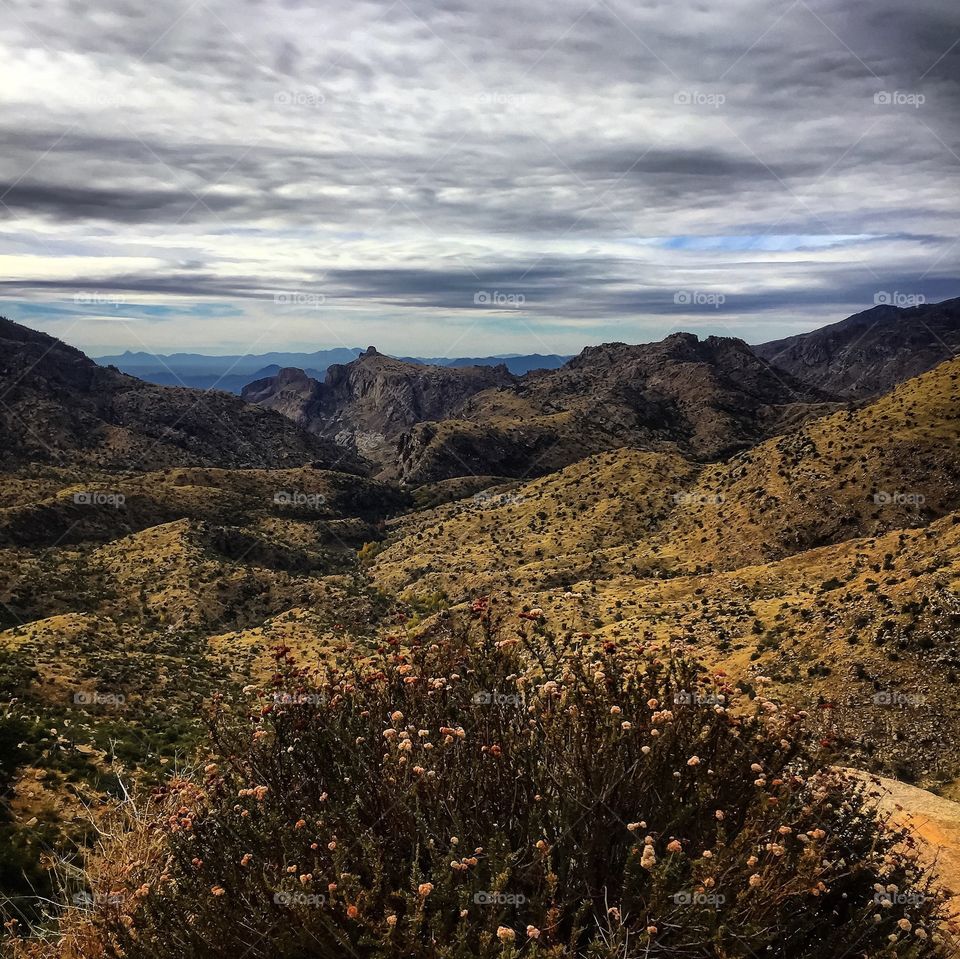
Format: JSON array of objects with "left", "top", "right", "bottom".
[
  {"left": 5, "top": 604, "right": 949, "bottom": 957},
  {"left": 0, "top": 710, "right": 55, "bottom": 923}
]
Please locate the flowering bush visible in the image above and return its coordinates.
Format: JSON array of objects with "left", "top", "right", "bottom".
[{"left": 7, "top": 604, "right": 950, "bottom": 957}]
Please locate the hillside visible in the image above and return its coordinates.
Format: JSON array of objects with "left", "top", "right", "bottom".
[
  {"left": 0, "top": 461, "right": 407, "bottom": 913},
  {"left": 0, "top": 319, "right": 366, "bottom": 472},
  {"left": 754, "top": 297, "right": 960, "bottom": 398},
  {"left": 372, "top": 356, "right": 960, "bottom": 780},
  {"left": 376, "top": 354, "right": 960, "bottom": 592}
]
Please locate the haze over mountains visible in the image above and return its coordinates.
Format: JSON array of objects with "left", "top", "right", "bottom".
[{"left": 95, "top": 348, "right": 572, "bottom": 393}]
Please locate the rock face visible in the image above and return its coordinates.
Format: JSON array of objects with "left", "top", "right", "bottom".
[
  {"left": 847, "top": 769, "right": 960, "bottom": 920},
  {"left": 0, "top": 317, "right": 368, "bottom": 473},
  {"left": 754, "top": 297, "right": 960, "bottom": 398},
  {"left": 242, "top": 349, "right": 518, "bottom": 467},
  {"left": 393, "top": 333, "right": 836, "bottom": 483},
  {"left": 533, "top": 332, "right": 833, "bottom": 454},
  {"left": 245, "top": 334, "right": 836, "bottom": 484}
]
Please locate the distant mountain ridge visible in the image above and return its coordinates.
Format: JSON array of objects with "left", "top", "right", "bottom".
[
  {"left": 99, "top": 296, "right": 960, "bottom": 403},
  {"left": 754, "top": 297, "right": 960, "bottom": 398},
  {"left": 95, "top": 348, "right": 571, "bottom": 392},
  {"left": 13, "top": 295, "right": 960, "bottom": 482},
  {"left": 94, "top": 347, "right": 363, "bottom": 375}
]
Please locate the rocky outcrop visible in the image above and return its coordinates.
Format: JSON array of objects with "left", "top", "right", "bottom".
[
  {"left": 390, "top": 332, "right": 836, "bottom": 482},
  {"left": 754, "top": 297, "right": 960, "bottom": 398},
  {"left": 245, "top": 333, "right": 837, "bottom": 484},
  {"left": 242, "top": 348, "right": 517, "bottom": 467}
]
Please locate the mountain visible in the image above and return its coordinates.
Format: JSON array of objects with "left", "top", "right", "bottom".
[
  {"left": 0, "top": 318, "right": 368, "bottom": 472},
  {"left": 95, "top": 349, "right": 569, "bottom": 393},
  {"left": 122, "top": 364, "right": 327, "bottom": 394},
  {"left": 754, "top": 297, "right": 960, "bottom": 398},
  {"left": 394, "top": 332, "right": 836, "bottom": 483},
  {"left": 94, "top": 347, "right": 363, "bottom": 378},
  {"left": 399, "top": 353, "right": 571, "bottom": 375},
  {"left": 243, "top": 334, "right": 834, "bottom": 484},
  {"left": 241, "top": 347, "right": 518, "bottom": 467},
  {"left": 94, "top": 295, "right": 960, "bottom": 402},
  {"left": 94, "top": 347, "right": 363, "bottom": 394}
]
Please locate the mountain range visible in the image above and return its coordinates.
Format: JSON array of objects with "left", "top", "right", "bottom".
[
  {"left": 5, "top": 296, "right": 960, "bottom": 949},
  {"left": 94, "top": 348, "right": 571, "bottom": 392},
  {"left": 241, "top": 332, "right": 834, "bottom": 482}
]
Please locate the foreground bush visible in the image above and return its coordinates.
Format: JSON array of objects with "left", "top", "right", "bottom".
[{"left": 5, "top": 603, "right": 951, "bottom": 957}]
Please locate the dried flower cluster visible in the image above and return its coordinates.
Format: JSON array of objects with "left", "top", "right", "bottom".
[{"left": 8, "top": 606, "right": 949, "bottom": 958}]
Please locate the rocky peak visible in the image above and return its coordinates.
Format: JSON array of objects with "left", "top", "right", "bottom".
[{"left": 754, "top": 297, "right": 960, "bottom": 398}]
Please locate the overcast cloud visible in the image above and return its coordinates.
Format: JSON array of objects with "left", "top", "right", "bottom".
[{"left": 1, "top": 0, "right": 958, "bottom": 356}]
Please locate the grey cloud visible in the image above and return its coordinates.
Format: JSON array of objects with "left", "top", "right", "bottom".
[{"left": 0, "top": 0, "right": 957, "bottom": 352}]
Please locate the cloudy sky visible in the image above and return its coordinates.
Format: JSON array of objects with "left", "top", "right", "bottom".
[{"left": 1, "top": 0, "right": 958, "bottom": 357}]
